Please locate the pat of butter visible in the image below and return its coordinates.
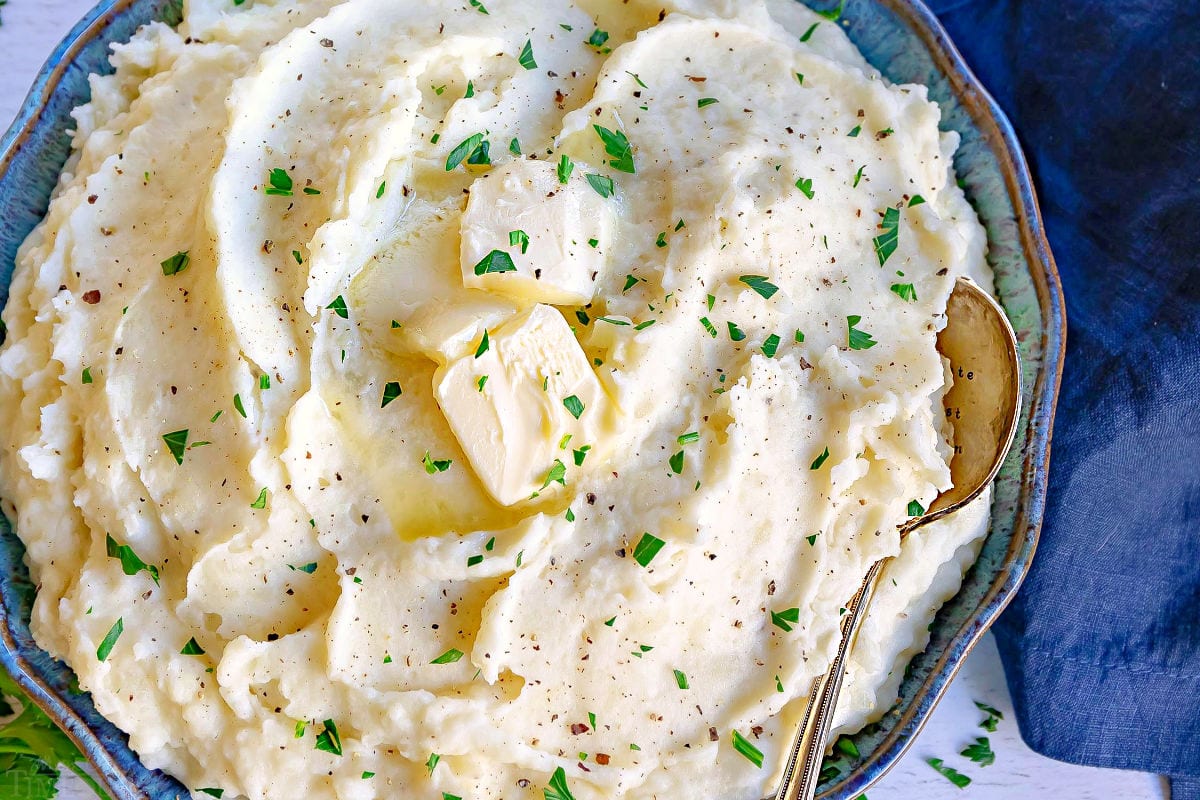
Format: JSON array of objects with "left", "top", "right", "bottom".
[
  {"left": 434, "top": 303, "right": 616, "bottom": 506},
  {"left": 460, "top": 158, "right": 614, "bottom": 305}
]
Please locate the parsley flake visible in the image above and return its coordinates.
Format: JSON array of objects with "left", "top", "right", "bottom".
[
  {"left": 631, "top": 532, "right": 665, "bottom": 567},
  {"left": 544, "top": 766, "right": 577, "bottom": 800},
  {"left": 847, "top": 315, "right": 878, "bottom": 350},
  {"left": 473, "top": 249, "right": 516, "bottom": 276},
  {"left": 927, "top": 758, "right": 971, "bottom": 788},
  {"left": 381, "top": 381, "right": 402, "bottom": 407},
  {"left": 810, "top": 447, "right": 830, "bottom": 470},
  {"left": 592, "top": 125, "right": 635, "bottom": 173},
  {"left": 160, "top": 251, "right": 190, "bottom": 276},
  {"left": 697, "top": 97, "right": 719, "bottom": 108},
  {"left": 181, "top": 637, "right": 205, "bottom": 656},
  {"left": 96, "top": 618, "right": 123, "bottom": 662},
  {"left": 81, "top": 367, "right": 93, "bottom": 384},
  {"left": 423, "top": 452, "right": 453, "bottom": 474},
  {"left": 909, "top": 194, "right": 926, "bottom": 207},
  {"left": 727, "top": 321, "right": 747, "bottom": 341},
  {"left": 673, "top": 669, "right": 689, "bottom": 689},
  {"left": 468, "top": 0, "right": 488, "bottom": 12},
  {"left": 795, "top": 177, "right": 815, "bottom": 199},
  {"left": 678, "top": 431, "right": 700, "bottom": 445},
  {"left": 891, "top": 282, "right": 917, "bottom": 301},
  {"left": 853, "top": 164, "right": 866, "bottom": 187},
  {"left": 250, "top": 487, "right": 268, "bottom": 509},
  {"left": 762, "top": 333, "right": 781, "bottom": 357},
  {"left": 557, "top": 154, "right": 575, "bottom": 184},
  {"left": 799, "top": 22, "right": 820, "bottom": 42},
  {"left": 961, "top": 736, "right": 995, "bottom": 767},
  {"left": 326, "top": 295, "right": 349, "bottom": 319},
  {"left": 563, "top": 395, "right": 584, "bottom": 419},
  {"left": 518, "top": 39, "right": 538, "bottom": 70},
  {"left": 446, "top": 133, "right": 485, "bottom": 171},
  {"left": 873, "top": 207, "right": 900, "bottom": 266},
  {"left": 907, "top": 499, "right": 926, "bottom": 516},
  {"left": 700, "top": 317, "right": 718, "bottom": 337},
  {"left": 314, "top": 720, "right": 342, "bottom": 756},
  {"left": 509, "top": 229, "right": 530, "bottom": 254},
  {"left": 265, "top": 168, "right": 293, "bottom": 196},
  {"left": 431, "top": 648, "right": 464, "bottom": 665},
  {"left": 586, "top": 173, "right": 615, "bottom": 198},
  {"left": 106, "top": 534, "right": 160, "bottom": 585},
  {"left": 739, "top": 274, "right": 779, "bottom": 299},
  {"left": 770, "top": 607, "right": 801, "bottom": 632},
  {"left": 541, "top": 459, "right": 567, "bottom": 489},
  {"left": 162, "top": 429, "right": 189, "bottom": 465}
]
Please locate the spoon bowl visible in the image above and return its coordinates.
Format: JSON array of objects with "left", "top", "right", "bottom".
[{"left": 776, "top": 276, "right": 1022, "bottom": 800}]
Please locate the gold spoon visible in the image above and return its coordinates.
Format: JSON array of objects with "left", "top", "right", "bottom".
[{"left": 775, "top": 276, "right": 1023, "bottom": 800}]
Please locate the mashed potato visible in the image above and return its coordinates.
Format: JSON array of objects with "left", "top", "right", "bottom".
[{"left": 0, "top": 0, "right": 991, "bottom": 797}]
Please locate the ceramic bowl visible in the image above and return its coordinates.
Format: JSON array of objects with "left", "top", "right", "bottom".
[{"left": 0, "top": 1, "right": 1064, "bottom": 797}]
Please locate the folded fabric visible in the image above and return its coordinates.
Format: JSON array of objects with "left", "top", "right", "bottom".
[{"left": 924, "top": 0, "right": 1200, "bottom": 795}]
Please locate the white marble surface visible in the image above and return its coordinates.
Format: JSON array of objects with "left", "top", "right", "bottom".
[{"left": 0, "top": 2, "right": 1167, "bottom": 799}]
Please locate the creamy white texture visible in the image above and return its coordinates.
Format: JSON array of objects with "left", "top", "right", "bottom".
[{"left": 0, "top": 1, "right": 991, "bottom": 798}]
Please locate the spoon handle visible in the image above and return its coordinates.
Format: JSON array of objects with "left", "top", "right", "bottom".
[{"left": 776, "top": 560, "right": 884, "bottom": 800}]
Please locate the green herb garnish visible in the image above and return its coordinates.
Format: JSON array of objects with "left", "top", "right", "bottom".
[
  {"left": 873, "top": 207, "right": 900, "bottom": 266},
  {"left": 381, "top": 381, "right": 402, "bottom": 407},
  {"left": 96, "top": 618, "right": 123, "bottom": 662},
  {"left": 631, "top": 533, "right": 665, "bottom": 567},
  {"left": 265, "top": 168, "right": 293, "bottom": 196},
  {"left": 473, "top": 249, "right": 516, "bottom": 276},
  {"left": 592, "top": 125, "right": 635, "bottom": 173},
  {"left": 160, "top": 251, "right": 190, "bottom": 276},
  {"left": 106, "top": 534, "right": 159, "bottom": 585},
  {"left": 731, "top": 730, "right": 764, "bottom": 767},
  {"left": 927, "top": 758, "right": 971, "bottom": 788},
  {"left": 739, "top": 275, "right": 779, "bottom": 299},
  {"left": 162, "top": 429, "right": 188, "bottom": 465},
  {"left": 847, "top": 315, "right": 877, "bottom": 350}
]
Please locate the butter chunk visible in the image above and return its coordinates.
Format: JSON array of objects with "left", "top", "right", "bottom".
[
  {"left": 434, "top": 304, "right": 616, "bottom": 506},
  {"left": 460, "top": 158, "right": 615, "bottom": 305}
]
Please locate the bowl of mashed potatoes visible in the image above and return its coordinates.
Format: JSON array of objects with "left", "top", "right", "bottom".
[{"left": 0, "top": 0, "right": 1063, "bottom": 798}]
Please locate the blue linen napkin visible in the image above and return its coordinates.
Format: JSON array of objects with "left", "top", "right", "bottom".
[{"left": 921, "top": 0, "right": 1200, "bottom": 795}]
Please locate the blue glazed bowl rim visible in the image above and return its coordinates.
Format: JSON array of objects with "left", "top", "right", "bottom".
[{"left": 0, "top": 1, "right": 1066, "bottom": 798}]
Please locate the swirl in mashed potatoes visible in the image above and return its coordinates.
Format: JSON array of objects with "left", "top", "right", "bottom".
[{"left": 0, "top": 0, "right": 993, "bottom": 797}]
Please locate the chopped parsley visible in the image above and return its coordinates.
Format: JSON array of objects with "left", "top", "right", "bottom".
[
  {"left": 852, "top": 164, "right": 866, "bottom": 187},
  {"left": 626, "top": 71, "right": 648, "bottom": 88},
  {"left": 96, "top": 618, "right": 123, "bottom": 662},
  {"left": 586, "top": 173, "right": 615, "bottom": 198},
  {"left": 181, "top": 637, "right": 205, "bottom": 656},
  {"left": 509, "top": 229, "right": 530, "bottom": 254},
  {"left": 727, "top": 321, "right": 746, "bottom": 341},
  {"left": 669, "top": 450, "right": 684, "bottom": 474},
  {"left": 655, "top": 232, "right": 668, "bottom": 248},
  {"left": 473, "top": 249, "right": 516, "bottom": 276},
  {"left": 518, "top": 39, "right": 538, "bottom": 70},
  {"left": 423, "top": 452, "right": 453, "bottom": 474},
  {"left": 847, "top": 315, "right": 878, "bottom": 350},
  {"left": 541, "top": 459, "right": 567, "bottom": 489},
  {"left": 697, "top": 97, "right": 719, "bottom": 108},
  {"left": 430, "top": 648, "right": 464, "bottom": 665},
  {"left": 477, "top": 375, "right": 488, "bottom": 392},
  {"left": 289, "top": 562, "right": 317, "bottom": 574},
  {"left": 361, "top": 772, "right": 375, "bottom": 780},
  {"left": 976, "top": 701, "right": 1003, "bottom": 731},
  {"left": 572, "top": 446, "right": 591, "bottom": 466},
  {"left": 81, "top": 367, "right": 93, "bottom": 384},
  {"left": 592, "top": 125, "right": 635, "bottom": 173},
  {"left": 891, "top": 282, "right": 917, "bottom": 301},
  {"left": 259, "top": 374, "right": 271, "bottom": 390},
  {"left": 810, "top": 446, "right": 831, "bottom": 470},
  {"left": 160, "top": 251, "right": 190, "bottom": 276},
  {"left": 197, "top": 790, "right": 223, "bottom": 798},
  {"left": 873, "top": 207, "right": 900, "bottom": 266},
  {"left": 795, "top": 72, "right": 805, "bottom": 85},
  {"left": 509, "top": 137, "right": 521, "bottom": 155},
  {"left": 678, "top": 432, "right": 700, "bottom": 446},
  {"left": 326, "top": 295, "right": 349, "bottom": 319},
  {"left": 466, "top": 140, "right": 491, "bottom": 166},
  {"left": 731, "top": 730, "right": 764, "bottom": 767},
  {"left": 303, "top": 186, "right": 321, "bottom": 195},
  {"left": 770, "top": 607, "right": 801, "bottom": 632},
  {"left": 314, "top": 720, "right": 342, "bottom": 756},
  {"left": 673, "top": 669, "right": 689, "bottom": 689},
  {"left": 381, "top": 381, "right": 402, "bottom": 407},
  {"left": 799, "top": 22, "right": 820, "bottom": 42},
  {"left": 465, "top": 80, "right": 475, "bottom": 98},
  {"left": 265, "top": 168, "right": 293, "bottom": 197},
  {"left": 468, "top": 0, "right": 488, "bottom": 12},
  {"left": 623, "top": 274, "right": 641, "bottom": 292},
  {"left": 631, "top": 532, "right": 665, "bottom": 567},
  {"left": 475, "top": 330, "right": 490, "bottom": 358},
  {"left": 586, "top": 28, "right": 610, "bottom": 51},
  {"left": 818, "top": 0, "right": 845, "bottom": 21},
  {"left": 927, "top": 758, "right": 971, "bottom": 788},
  {"left": 544, "top": 766, "right": 577, "bottom": 800},
  {"left": 795, "top": 177, "right": 815, "bottom": 200},
  {"left": 762, "top": 333, "right": 781, "bottom": 357},
  {"left": 909, "top": 194, "right": 926, "bottom": 207},
  {"left": 162, "top": 429, "right": 189, "bottom": 465},
  {"left": 250, "top": 487, "right": 268, "bottom": 509},
  {"left": 446, "top": 133, "right": 485, "bottom": 171},
  {"left": 907, "top": 499, "right": 926, "bottom": 516},
  {"left": 375, "top": 181, "right": 386, "bottom": 199},
  {"left": 106, "top": 534, "right": 160, "bottom": 585},
  {"left": 961, "top": 736, "right": 995, "bottom": 767},
  {"left": 700, "top": 317, "right": 718, "bottom": 337},
  {"left": 563, "top": 395, "right": 584, "bottom": 419},
  {"left": 739, "top": 274, "right": 779, "bottom": 299},
  {"left": 233, "top": 394, "right": 247, "bottom": 418},
  {"left": 557, "top": 154, "right": 575, "bottom": 183},
  {"left": 835, "top": 737, "right": 860, "bottom": 758},
  {"left": 848, "top": 124, "right": 862, "bottom": 138}
]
